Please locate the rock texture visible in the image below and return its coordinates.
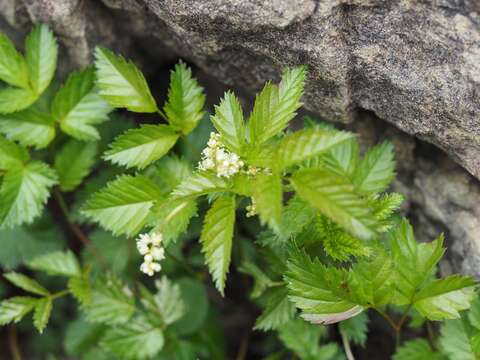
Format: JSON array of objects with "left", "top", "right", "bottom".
[{"left": 1, "top": 0, "right": 479, "bottom": 276}]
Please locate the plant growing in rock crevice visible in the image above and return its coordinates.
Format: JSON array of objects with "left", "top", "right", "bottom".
[{"left": 0, "top": 24, "right": 477, "bottom": 360}]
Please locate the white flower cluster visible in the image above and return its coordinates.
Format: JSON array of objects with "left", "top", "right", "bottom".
[
  {"left": 246, "top": 197, "right": 257, "bottom": 217},
  {"left": 136, "top": 232, "right": 165, "bottom": 276},
  {"left": 198, "top": 132, "right": 244, "bottom": 178}
]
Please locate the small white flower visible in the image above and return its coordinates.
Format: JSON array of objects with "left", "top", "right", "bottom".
[{"left": 136, "top": 232, "right": 165, "bottom": 277}]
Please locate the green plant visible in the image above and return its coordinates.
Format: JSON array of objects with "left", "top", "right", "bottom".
[{"left": 0, "top": 24, "right": 477, "bottom": 360}]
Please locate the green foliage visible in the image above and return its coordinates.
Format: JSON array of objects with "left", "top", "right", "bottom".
[
  {"left": 54, "top": 139, "right": 98, "bottom": 191},
  {"left": 4, "top": 272, "right": 49, "bottom": 296},
  {"left": 164, "top": 61, "right": 206, "bottom": 135},
  {"left": 0, "top": 108, "right": 56, "bottom": 148},
  {"left": 52, "top": 67, "right": 112, "bottom": 141},
  {"left": 393, "top": 339, "right": 443, "bottom": 360},
  {"left": 200, "top": 194, "right": 236, "bottom": 295},
  {"left": 104, "top": 124, "right": 178, "bottom": 169},
  {"left": 82, "top": 175, "right": 163, "bottom": 236},
  {"left": 291, "top": 168, "right": 379, "bottom": 240},
  {"left": 210, "top": 91, "right": 245, "bottom": 153},
  {"left": 94, "top": 47, "right": 157, "bottom": 113},
  {"left": 0, "top": 162, "right": 57, "bottom": 228},
  {"left": 27, "top": 250, "right": 81, "bottom": 277},
  {"left": 0, "top": 30, "right": 475, "bottom": 360},
  {"left": 25, "top": 24, "right": 58, "bottom": 96}
]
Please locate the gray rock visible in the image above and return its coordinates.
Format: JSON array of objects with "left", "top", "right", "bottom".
[{"left": 1, "top": 0, "right": 479, "bottom": 276}]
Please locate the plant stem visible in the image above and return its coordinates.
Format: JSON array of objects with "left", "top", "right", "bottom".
[
  {"left": 341, "top": 330, "right": 355, "bottom": 360},
  {"left": 50, "top": 289, "right": 70, "bottom": 300},
  {"left": 235, "top": 332, "right": 249, "bottom": 360},
  {"left": 53, "top": 187, "right": 109, "bottom": 269},
  {"left": 8, "top": 324, "right": 22, "bottom": 360},
  {"left": 157, "top": 109, "right": 169, "bottom": 122}
]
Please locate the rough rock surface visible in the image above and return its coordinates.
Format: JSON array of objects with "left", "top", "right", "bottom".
[{"left": 0, "top": 0, "right": 479, "bottom": 276}]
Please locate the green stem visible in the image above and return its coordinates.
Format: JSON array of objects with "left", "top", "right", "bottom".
[
  {"left": 50, "top": 289, "right": 70, "bottom": 300},
  {"left": 341, "top": 330, "right": 355, "bottom": 360},
  {"left": 157, "top": 109, "right": 169, "bottom": 122}
]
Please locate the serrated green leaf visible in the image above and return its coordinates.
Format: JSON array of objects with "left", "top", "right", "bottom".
[
  {"left": 164, "top": 61, "right": 205, "bottom": 134},
  {"left": 172, "top": 171, "right": 229, "bottom": 200},
  {"left": 149, "top": 199, "right": 197, "bottom": 245},
  {"left": 468, "top": 297, "right": 480, "bottom": 330},
  {"left": 33, "top": 297, "right": 52, "bottom": 333},
  {"left": 100, "top": 315, "right": 164, "bottom": 360},
  {"left": 390, "top": 219, "right": 445, "bottom": 305},
  {"left": 55, "top": 139, "right": 98, "bottom": 191},
  {"left": 200, "top": 194, "right": 236, "bottom": 295},
  {"left": 0, "top": 296, "right": 36, "bottom": 324},
  {"left": 25, "top": 24, "right": 58, "bottom": 95},
  {"left": 140, "top": 276, "right": 185, "bottom": 326},
  {"left": 285, "top": 246, "right": 364, "bottom": 325},
  {"left": 104, "top": 124, "right": 178, "bottom": 169},
  {"left": 145, "top": 155, "right": 193, "bottom": 192},
  {"left": 354, "top": 142, "right": 396, "bottom": 194},
  {"left": 249, "top": 66, "right": 305, "bottom": 145},
  {"left": 211, "top": 91, "right": 245, "bottom": 153},
  {"left": 95, "top": 46, "right": 157, "bottom": 113},
  {"left": 85, "top": 275, "right": 135, "bottom": 325},
  {"left": 0, "top": 162, "right": 57, "bottom": 228},
  {"left": 0, "top": 135, "right": 29, "bottom": 170},
  {"left": 339, "top": 311, "right": 369, "bottom": 347},
  {"left": 291, "top": 168, "right": 378, "bottom": 240},
  {"left": 276, "top": 127, "right": 353, "bottom": 170},
  {"left": 393, "top": 339, "right": 444, "bottom": 360},
  {"left": 440, "top": 319, "right": 477, "bottom": 360},
  {"left": 0, "top": 32, "right": 29, "bottom": 88},
  {"left": 28, "top": 250, "right": 81, "bottom": 277},
  {"left": 0, "top": 86, "right": 37, "bottom": 114},
  {"left": 320, "top": 137, "right": 359, "bottom": 178},
  {"left": 413, "top": 275, "right": 476, "bottom": 320},
  {"left": 277, "top": 318, "right": 328, "bottom": 360},
  {"left": 253, "top": 172, "right": 282, "bottom": 233},
  {"left": 255, "top": 287, "right": 296, "bottom": 331},
  {"left": 4, "top": 272, "right": 49, "bottom": 296},
  {"left": 52, "top": 67, "right": 112, "bottom": 141},
  {"left": 0, "top": 108, "right": 55, "bottom": 148},
  {"left": 82, "top": 175, "right": 163, "bottom": 236},
  {"left": 68, "top": 275, "right": 92, "bottom": 306}
]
